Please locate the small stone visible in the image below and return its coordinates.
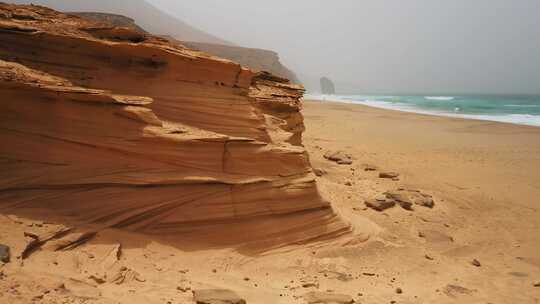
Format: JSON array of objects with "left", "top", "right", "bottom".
[
  {"left": 0, "top": 244, "right": 10, "bottom": 263},
  {"left": 243, "top": 277, "right": 250, "bottom": 281},
  {"left": 345, "top": 181, "right": 352, "bottom": 186},
  {"left": 385, "top": 191, "right": 413, "bottom": 210},
  {"left": 444, "top": 284, "right": 474, "bottom": 297},
  {"left": 471, "top": 259, "right": 481, "bottom": 267},
  {"left": 533, "top": 281, "right": 540, "bottom": 287},
  {"left": 302, "top": 282, "right": 319, "bottom": 288},
  {"left": 365, "top": 199, "right": 396, "bottom": 212},
  {"left": 379, "top": 172, "right": 399, "bottom": 179},
  {"left": 177, "top": 285, "right": 191, "bottom": 292},
  {"left": 425, "top": 254, "right": 434, "bottom": 260},
  {"left": 313, "top": 168, "right": 327, "bottom": 177},
  {"left": 395, "top": 287, "right": 403, "bottom": 294},
  {"left": 364, "top": 165, "right": 377, "bottom": 171},
  {"left": 324, "top": 151, "right": 353, "bottom": 165}
]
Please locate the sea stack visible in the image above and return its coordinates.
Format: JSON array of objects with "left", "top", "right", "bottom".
[{"left": 320, "top": 77, "right": 336, "bottom": 94}]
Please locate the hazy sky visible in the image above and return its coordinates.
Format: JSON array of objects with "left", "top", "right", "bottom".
[{"left": 147, "top": 0, "right": 540, "bottom": 94}]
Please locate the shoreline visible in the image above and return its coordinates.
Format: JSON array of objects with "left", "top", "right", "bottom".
[{"left": 303, "top": 96, "right": 540, "bottom": 127}]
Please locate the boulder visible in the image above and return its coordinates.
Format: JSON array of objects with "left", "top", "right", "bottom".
[
  {"left": 303, "top": 291, "right": 354, "bottom": 304},
  {"left": 193, "top": 289, "right": 246, "bottom": 304}
]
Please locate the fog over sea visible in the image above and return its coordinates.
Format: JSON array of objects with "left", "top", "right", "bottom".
[{"left": 306, "top": 94, "right": 540, "bottom": 127}]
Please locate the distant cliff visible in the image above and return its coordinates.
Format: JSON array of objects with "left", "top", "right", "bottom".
[
  {"left": 71, "top": 12, "right": 300, "bottom": 84},
  {"left": 8, "top": 0, "right": 231, "bottom": 45},
  {"left": 320, "top": 77, "right": 336, "bottom": 94},
  {"left": 183, "top": 42, "right": 300, "bottom": 84},
  {"left": 70, "top": 12, "right": 147, "bottom": 33}
]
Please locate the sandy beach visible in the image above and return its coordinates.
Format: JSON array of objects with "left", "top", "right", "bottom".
[
  {"left": 3, "top": 98, "right": 540, "bottom": 304},
  {"left": 303, "top": 100, "right": 540, "bottom": 302}
]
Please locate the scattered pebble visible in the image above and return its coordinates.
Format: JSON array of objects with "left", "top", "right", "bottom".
[
  {"left": 302, "top": 282, "right": 319, "bottom": 288},
  {"left": 379, "top": 172, "right": 399, "bottom": 179},
  {"left": 364, "top": 165, "right": 377, "bottom": 171},
  {"left": 313, "top": 168, "right": 327, "bottom": 177},
  {"left": 177, "top": 285, "right": 190, "bottom": 292},
  {"left": 471, "top": 259, "right": 481, "bottom": 267},
  {"left": 365, "top": 199, "right": 396, "bottom": 212},
  {"left": 0, "top": 244, "right": 11, "bottom": 263},
  {"left": 395, "top": 287, "right": 403, "bottom": 294}
]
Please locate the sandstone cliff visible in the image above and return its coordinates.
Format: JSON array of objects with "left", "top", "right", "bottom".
[{"left": 0, "top": 3, "right": 348, "bottom": 249}]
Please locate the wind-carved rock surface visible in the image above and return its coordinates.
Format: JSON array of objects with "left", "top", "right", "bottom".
[{"left": 0, "top": 3, "right": 349, "bottom": 249}]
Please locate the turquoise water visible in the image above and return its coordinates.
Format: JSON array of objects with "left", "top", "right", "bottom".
[{"left": 305, "top": 94, "right": 540, "bottom": 126}]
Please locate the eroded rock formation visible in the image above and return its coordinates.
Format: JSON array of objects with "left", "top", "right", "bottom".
[{"left": 0, "top": 3, "right": 348, "bottom": 249}]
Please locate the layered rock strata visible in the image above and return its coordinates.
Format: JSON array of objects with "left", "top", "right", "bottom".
[{"left": 0, "top": 3, "right": 349, "bottom": 248}]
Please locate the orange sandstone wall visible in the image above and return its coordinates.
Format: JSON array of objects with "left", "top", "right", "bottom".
[{"left": 0, "top": 3, "right": 349, "bottom": 248}]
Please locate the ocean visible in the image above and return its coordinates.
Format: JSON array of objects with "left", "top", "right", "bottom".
[{"left": 305, "top": 94, "right": 540, "bottom": 127}]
